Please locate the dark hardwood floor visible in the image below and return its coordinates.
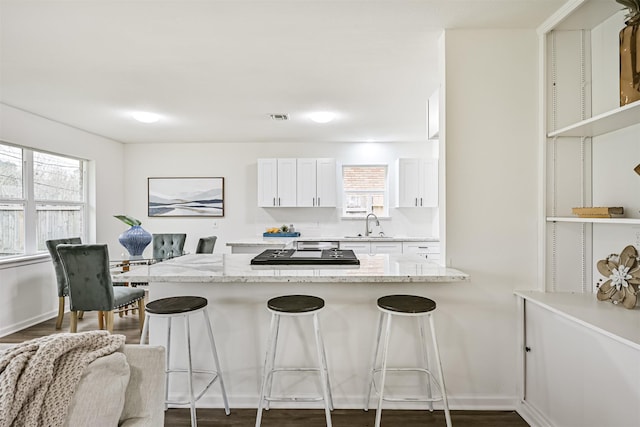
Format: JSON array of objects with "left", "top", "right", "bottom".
[{"left": 1, "top": 311, "right": 529, "bottom": 427}]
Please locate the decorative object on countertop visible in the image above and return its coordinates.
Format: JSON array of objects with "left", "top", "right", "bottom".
[
  {"left": 263, "top": 232, "right": 301, "bottom": 237},
  {"left": 596, "top": 244, "right": 640, "bottom": 309},
  {"left": 264, "top": 225, "right": 300, "bottom": 237},
  {"left": 634, "top": 163, "right": 640, "bottom": 175},
  {"left": 571, "top": 206, "right": 624, "bottom": 218},
  {"left": 617, "top": 0, "right": 640, "bottom": 106},
  {"left": 115, "top": 215, "right": 152, "bottom": 258}
]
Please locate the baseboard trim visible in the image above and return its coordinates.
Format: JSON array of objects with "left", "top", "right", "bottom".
[
  {"left": 171, "top": 394, "right": 519, "bottom": 411},
  {"left": 0, "top": 310, "right": 58, "bottom": 338},
  {"left": 516, "top": 399, "right": 553, "bottom": 427}
]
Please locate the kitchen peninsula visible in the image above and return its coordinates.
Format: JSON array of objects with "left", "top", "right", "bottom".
[{"left": 115, "top": 253, "right": 468, "bottom": 409}]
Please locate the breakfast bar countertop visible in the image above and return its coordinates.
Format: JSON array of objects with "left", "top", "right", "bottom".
[
  {"left": 225, "top": 236, "right": 440, "bottom": 247},
  {"left": 113, "top": 253, "right": 468, "bottom": 284}
]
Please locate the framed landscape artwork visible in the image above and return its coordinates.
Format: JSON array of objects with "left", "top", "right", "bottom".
[{"left": 148, "top": 177, "right": 224, "bottom": 217}]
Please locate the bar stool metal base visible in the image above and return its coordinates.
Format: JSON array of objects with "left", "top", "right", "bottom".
[
  {"left": 364, "top": 294, "right": 452, "bottom": 427},
  {"left": 256, "top": 295, "right": 333, "bottom": 427},
  {"left": 140, "top": 296, "right": 230, "bottom": 427}
]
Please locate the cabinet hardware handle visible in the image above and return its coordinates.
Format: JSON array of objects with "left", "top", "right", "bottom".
[
  {"left": 420, "top": 197, "right": 423, "bottom": 206},
  {"left": 318, "top": 197, "right": 320, "bottom": 206},
  {"left": 278, "top": 197, "right": 281, "bottom": 206},
  {"left": 525, "top": 346, "right": 531, "bottom": 352},
  {"left": 415, "top": 198, "right": 418, "bottom": 206},
  {"left": 273, "top": 197, "right": 276, "bottom": 206}
]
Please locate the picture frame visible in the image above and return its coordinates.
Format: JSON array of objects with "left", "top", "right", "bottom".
[{"left": 148, "top": 177, "right": 224, "bottom": 217}]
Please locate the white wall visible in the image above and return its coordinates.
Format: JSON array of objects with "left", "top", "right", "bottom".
[
  {"left": 0, "top": 104, "right": 125, "bottom": 335},
  {"left": 122, "top": 140, "right": 439, "bottom": 256},
  {"left": 437, "top": 29, "right": 539, "bottom": 407}
]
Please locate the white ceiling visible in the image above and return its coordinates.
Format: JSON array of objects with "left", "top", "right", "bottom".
[{"left": 0, "top": 0, "right": 565, "bottom": 144}]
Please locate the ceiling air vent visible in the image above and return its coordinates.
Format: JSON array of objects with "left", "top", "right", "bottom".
[{"left": 269, "top": 114, "right": 289, "bottom": 121}]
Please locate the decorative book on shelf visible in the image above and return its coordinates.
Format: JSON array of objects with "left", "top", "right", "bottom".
[{"left": 571, "top": 207, "right": 624, "bottom": 218}]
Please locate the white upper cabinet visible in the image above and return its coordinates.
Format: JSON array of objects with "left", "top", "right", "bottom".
[
  {"left": 257, "top": 158, "right": 297, "bottom": 207},
  {"left": 259, "top": 158, "right": 336, "bottom": 208},
  {"left": 427, "top": 89, "right": 439, "bottom": 140},
  {"left": 315, "top": 158, "right": 337, "bottom": 207},
  {"left": 396, "top": 158, "right": 438, "bottom": 208},
  {"left": 296, "top": 158, "right": 337, "bottom": 207}
]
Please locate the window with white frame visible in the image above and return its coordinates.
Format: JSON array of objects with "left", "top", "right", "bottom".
[
  {"left": 342, "top": 165, "right": 388, "bottom": 218},
  {"left": 0, "top": 142, "right": 86, "bottom": 259}
]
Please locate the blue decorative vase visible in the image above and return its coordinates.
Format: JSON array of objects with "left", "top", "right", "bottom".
[{"left": 118, "top": 225, "right": 152, "bottom": 258}]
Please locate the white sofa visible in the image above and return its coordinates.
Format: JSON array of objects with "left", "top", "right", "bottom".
[{"left": 0, "top": 343, "right": 166, "bottom": 427}]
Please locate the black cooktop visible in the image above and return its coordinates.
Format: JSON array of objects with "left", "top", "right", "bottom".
[{"left": 250, "top": 249, "right": 360, "bottom": 265}]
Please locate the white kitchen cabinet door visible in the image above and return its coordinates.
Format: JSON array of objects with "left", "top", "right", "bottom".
[
  {"left": 296, "top": 158, "right": 317, "bottom": 207},
  {"left": 257, "top": 158, "right": 278, "bottom": 207},
  {"left": 402, "top": 241, "right": 440, "bottom": 260},
  {"left": 523, "top": 299, "right": 640, "bottom": 427},
  {"left": 315, "top": 158, "right": 336, "bottom": 207},
  {"left": 297, "top": 158, "right": 336, "bottom": 207},
  {"left": 396, "top": 158, "right": 421, "bottom": 207},
  {"left": 257, "top": 158, "right": 297, "bottom": 207},
  {"left": 396, "top": 158, "right": 438, "bottom": 208},
  {"left": 370, "top": 242, "right": 402, "bottom": 254},
  {"left": 420, "top": 159, "right": 438, "bottom": 207},
  {"left": 276, "top": 158, "right": 297, "bottom": 207}
]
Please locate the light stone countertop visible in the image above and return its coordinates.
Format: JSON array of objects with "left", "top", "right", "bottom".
[
  {"left": 114, "top": 253, "right": 467, "bottom": 284},
  {"left": 226, "top": 236, "right": 439, "bottom": 247}
]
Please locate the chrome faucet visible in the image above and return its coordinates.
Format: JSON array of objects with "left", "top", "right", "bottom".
[{"left": 365, "top": 213, "right": 379, "bottom": 237}]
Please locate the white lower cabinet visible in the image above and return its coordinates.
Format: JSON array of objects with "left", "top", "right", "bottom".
[
  {"left": 402, "top": 241, "right": 440, "bottom": 261},
  {"left": 519, "top": 294, "right": 640, "bottom": 427},
  {"left": 370, "top": 242, "right": 402, "bottom": 255},
  {"left": 339, "top": 242, "right": 370, "bottom": 254},
  {"left": 339, "top": 241, "right": 402, "bottom": 255}
]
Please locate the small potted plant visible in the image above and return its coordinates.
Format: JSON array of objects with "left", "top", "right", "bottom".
[{"left": 114, "top": 215, "right": 152, "bottom": 258}]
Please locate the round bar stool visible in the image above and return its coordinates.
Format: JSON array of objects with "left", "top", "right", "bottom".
[
  {"left": 140, "top": 296, "right": 230, "bottom": 427},
  {"left": 364, "top": 294, "right": 451, "bottom": 427},
  {"left": 255, "top": 295, "right": 333, "bottom": 427}
]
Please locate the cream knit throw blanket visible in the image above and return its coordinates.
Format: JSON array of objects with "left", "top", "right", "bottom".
[{"left": 0, "top": 331, "right": 125, "bottom": 427}]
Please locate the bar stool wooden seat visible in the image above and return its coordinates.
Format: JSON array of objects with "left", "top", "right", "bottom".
[
  {"left": 140, "top": 296, "right": 230, "bottom": 427},
  {"left": 255, "top": 294, "right": 333, "bottom": 427},
  {"left": 365, "top": 294, "right": 451, "bottom": 427}
]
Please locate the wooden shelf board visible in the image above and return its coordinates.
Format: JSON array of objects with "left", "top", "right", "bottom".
[
  {"left": 547, "top": 216, "right": 640, "bottom": 224},
  {"left": 548, "top": 101, "right": 640, "bottom": 138}
]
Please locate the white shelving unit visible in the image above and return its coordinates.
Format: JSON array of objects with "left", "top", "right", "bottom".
[
  {"left": 542, "top": 0, "right": 640, "bottom": 295},
  {"left": 518, "top": 2, "right": 640, "bottom": 426},
  {"left": 547, "top": 101, "right": 640, "bottom": 137},
  {"left": 547, "top": 216, "right": 640, "bottom": 224}
]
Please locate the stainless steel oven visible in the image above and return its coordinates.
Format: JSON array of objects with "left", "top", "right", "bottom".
[{"left": 295, "top": 240, "right": 340, "bottom": 251}]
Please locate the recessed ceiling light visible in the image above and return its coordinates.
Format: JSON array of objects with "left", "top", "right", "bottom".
[
  {"left": 132, "top": 111, "right": 161, "bottom": 123},
  {"left": 309, "top": 111, "right": 336, "bottom": 123}
]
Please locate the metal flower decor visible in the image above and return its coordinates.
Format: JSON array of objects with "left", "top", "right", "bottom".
[{"left": 596, "top": 245, "right": 640, "bottom": 309}]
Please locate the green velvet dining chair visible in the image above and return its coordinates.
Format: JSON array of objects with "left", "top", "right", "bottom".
[
  {"left": 196, "top": 235, "right": 217, "bottom": 253},
  {"left": 56, "top": 244, "right": 146, "bottom": 333},
  {"left": 46, "top": 237, "right": 82, "bottom": 329},
  {"left": 152, "top": 233, "right": 187, "bottom": 260}
]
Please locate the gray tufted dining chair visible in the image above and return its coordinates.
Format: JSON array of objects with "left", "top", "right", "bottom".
[
  {"left": 57, "top": 244, "right": 146, "bottom": 333},
  {"left": 46, "top": 237, "right": 82, "bottom": 329},
  {"left": 195, "top": 236, "right": 218, "bottom": 254},
  {"left": 152, "top": 233, "right": 187, "bottom": 260}
]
